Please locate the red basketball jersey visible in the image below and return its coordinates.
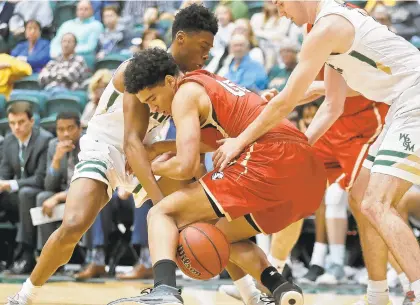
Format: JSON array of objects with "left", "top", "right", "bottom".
[{"left": 177, "top": 70, "right": 307, "bottom": 149}]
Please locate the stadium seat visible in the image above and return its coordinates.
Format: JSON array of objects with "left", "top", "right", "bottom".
[
  {"left": 247, "top": 1, "right": 264, "bottom": 16},
  {"left": 95, "top": 53, "right": 131, "bottom": 71},
  {"left": 53, "top": 1, "right": 77, "bottom": 29},
  {"left": 13, "top": 74, "right": 41, "bottom": 90},
  {"left": 44, "top": 95, "right": 82, "bottom": 116},
  {"left": 41, "top": 95, "right": 82, "bottom": 130},
  {"left": 0, "top": 95, "right": 6, "bottom": 119},
  {"left": 71, "top": 90, "right": 89, "bottom": 109}
]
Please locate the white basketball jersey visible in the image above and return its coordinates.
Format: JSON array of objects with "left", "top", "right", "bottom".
[
  {"left": 315, "top": 0, "right": 420, "bottom": 104},
  {"left": 86, "top": 71, "right": 169, "bottom": 152}
]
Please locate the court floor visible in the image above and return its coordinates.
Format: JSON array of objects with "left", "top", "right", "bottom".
[{"left": 0, "top": 281, "right": 404, "bottom": 305}]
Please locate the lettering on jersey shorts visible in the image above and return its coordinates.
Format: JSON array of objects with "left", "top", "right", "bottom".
[{"left": 400, "top": 133, "right": 415, "bottom": 152}]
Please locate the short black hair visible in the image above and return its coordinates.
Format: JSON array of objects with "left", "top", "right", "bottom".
[
  {"left": 124, "top": 48, "right": 179, "bottom": 94},
  {"left": 56, "top": 112, "right": 81, "bottom": 127},
  {"left": 172, "top": 3, "right": 218, "bottom": 39},
  {"left": 7, "top": 102, "right": 33, "bottom": 119}
]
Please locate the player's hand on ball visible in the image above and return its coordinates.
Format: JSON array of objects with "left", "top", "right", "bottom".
[{"left": 213, "top": 138, "right": 244, "bottom": 171}]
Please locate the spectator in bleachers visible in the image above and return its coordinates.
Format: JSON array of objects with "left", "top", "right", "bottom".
[
  {"left": 81, "top": 69, "right": 112, "bottom": 128},
  {"left": 224, "top": 34, "right": 268, "bottom": 92},
  {"left": 0, "top": 1, "right": 15, "bottom": 51},
  {"left": 39, "top": 33, "right": 88, "bottom": 94},
  {"left": 206, "top": 18, "right": 264, "bottom": 75},
  {"left": 1, "top": 102, "right": 53, "bottom": 275},
  {"left": 211, "top": 4, "right": 235, "bottom": 58},
  {"left": 96, "top": 6, "right": 130, "bottom": 60},
  {"left": 120, "top": 1, "right": 178, "bottom": 28},
  {"left": 11, "top": 20, "right": 50, "bottom": 73},
  {"left": 36, "top": 112, "right": 82, "bottom": 255},
  {"left": 8, "top": 0, "right": 53, "bottom": 39},
  {"left": 90, "top": 1, "right": 120, "bottom": 22},
  {"left": 0, "top": 53, "right": 32, "bottom": 99},
  {"left": 219, "top": 0, "right": 249, "bottom": 20},
  {"left": 250, "top": 0, "right": 302, "bottom": 70},
  {"left": 232, "top": 18, "right": 264, "bottom": 65},
  {"left": 267, "top": 39, "right": 298, "bottom": 91},
  {"left": 50, "top": 0, "right": 104, "bottom": 59},
  {"left": 298, "top": 103, "right": 319, "bottom": 133},
  {"left": 129, "top": 29, "right": 162, "bottom": 55},
  {"left": 372, "top": 4, "right": 396, "bottom": 32}
]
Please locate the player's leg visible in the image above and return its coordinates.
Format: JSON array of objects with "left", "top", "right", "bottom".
[
  {"left": 216, "top": 217, "right": 304, "bottom": 305},
  {"left": 302, "top": 138, "right": 336, "bottom": 284},
  {"left": 349, "top": 167, "right": 392, "bottom": 305},
  {"left": 395, "top": 186, "right": 420, "bottom": 303},
  {"left": 7, "top": 178, "right": 109, "bottom": 305},
  {"left": 316, "top": 182, "right": 349, "bottom": 285},
  {"left": 299, "top": 200, "right": 328, "bottom": 284},
  {"left": 270, "top": 219, "right": 303, "bottom": 277}
]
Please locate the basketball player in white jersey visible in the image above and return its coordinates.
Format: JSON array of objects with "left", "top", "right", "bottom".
[
  {"left": 213, "top": 1, "right": 420, "bottom": 305},
  {"left": 5, "top": 4, "right": 218, "bottom": 305}
]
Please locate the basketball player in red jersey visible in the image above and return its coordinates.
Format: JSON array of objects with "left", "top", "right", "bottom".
[{"left": 107, "top": 48, "right": 326, "bottom": 305}]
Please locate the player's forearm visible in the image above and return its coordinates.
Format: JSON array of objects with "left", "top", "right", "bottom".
[
  {"left": 152, "top": 156, "right": 198, "bottom": 181},
  {"left": 304, "top": 99, "right": 343, "bottom": 146},
  {"left": 125, "top": 138, "right": 164, "bottom": 204},
  {"left": 237, "top": 92, "right": 297, "bottom": 148}
]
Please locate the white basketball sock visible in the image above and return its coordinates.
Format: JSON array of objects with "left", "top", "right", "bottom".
[
  {"left": 398, "top": 273, "right": 411, "bottom": 294},
  {"left": 329, "top": 244, "right": 345, "bottom": 266},
  {"left": 310, "top": 242, "right": 328, "bottom": 268},
  {"left": 411, "top": 278, "right": 420, "bottom": 299},
  {"left": 367, "top": 280, "right": 390, "bottom": 305},
  {"left": 234, "top": 274, "right": 260, "bottom": 305},
  {"left": 18, "top": 279, "right": 41, "bottom": 302}
]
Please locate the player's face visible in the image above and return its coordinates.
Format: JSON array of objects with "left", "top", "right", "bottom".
[
  {"left": 272, "top": 0, "right": 306, "bottom": 26},
  {"left": 172, "top": 31, "right": 214, "bottom": 72},
  {"left": 137, "top": 76, "right": 177, "bottom": 115}
]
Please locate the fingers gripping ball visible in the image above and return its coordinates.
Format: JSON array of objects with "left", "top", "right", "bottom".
[{"left": 176, "top": 223, "right": 230, "bottom": 280}]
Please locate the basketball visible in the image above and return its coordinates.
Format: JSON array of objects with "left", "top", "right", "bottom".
[{"left": 175, "top": 223, "right": 230, "bottom": 280}]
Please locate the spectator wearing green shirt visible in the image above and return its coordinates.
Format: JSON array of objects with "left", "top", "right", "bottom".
[{"left": 267, "top": 39, "right": 298, "bottom": 91}]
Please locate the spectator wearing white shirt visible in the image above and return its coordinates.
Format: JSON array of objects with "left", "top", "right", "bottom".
[{"left": 211, "top": 4, "right": 235, "bottom": 57}]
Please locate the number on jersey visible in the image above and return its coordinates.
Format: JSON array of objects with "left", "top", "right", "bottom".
[{"left": 216, "top": 79, "right": 251, "bottom": 97}]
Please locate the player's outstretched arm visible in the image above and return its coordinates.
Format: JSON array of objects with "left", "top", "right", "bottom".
[
  {"left": 151, "top": 83, "right": 203, "bottom": 180},
  {"left": 304, "top": 65, "right": 347, "bottom": 145},
  {"left": 123, "top": 91, "right": 164, "bottom": 204},
  {"left": 214, "top": 17, "right": 343, "bottom": 170}
]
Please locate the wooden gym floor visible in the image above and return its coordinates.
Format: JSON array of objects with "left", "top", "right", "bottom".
[{"left": 0, "top": 281, "right": 404, "bottom": 305}]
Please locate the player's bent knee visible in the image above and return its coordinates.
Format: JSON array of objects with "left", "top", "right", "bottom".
[
  {"left": 326, "top": 203, "right": 347, "bottom": 219},
  {"left": 360, "top": 199, "right": 383, "bottom": 222},
  {"left": 60, "top": 213, "right": 91, "bottom": 243},
  {"left": 325, "top": 183, "right": 348, "bottom": 219}
]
